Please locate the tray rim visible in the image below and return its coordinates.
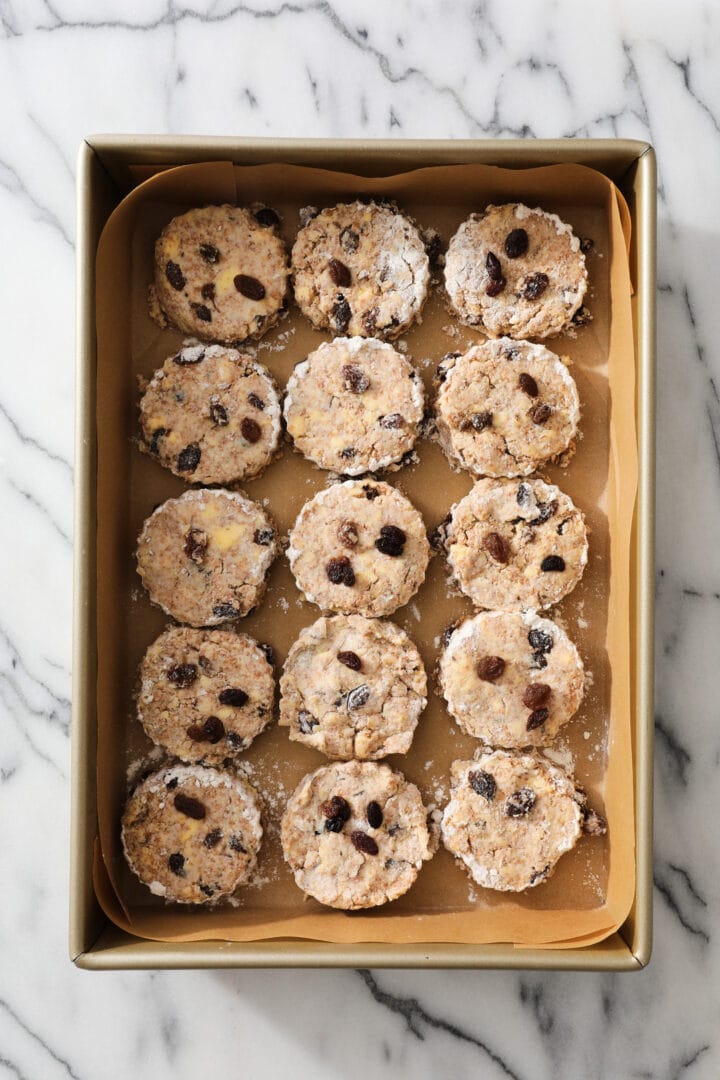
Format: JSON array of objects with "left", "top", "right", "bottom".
[{"left": 71, "top": 135, "right": 655, "bottom": 971}]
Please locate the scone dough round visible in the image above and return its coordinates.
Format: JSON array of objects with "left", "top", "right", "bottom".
[
  {"left": 281, "top": 760, "right": 433, "bottom": 909},
  {"left": 121, "top": 763, "right": 262, "bottom": 904},
  {"left": 284, "top": 336, "right": 424, "bottom": 475},
  {"left": 139, "top": 343, "right": 281, "bottom": 485},
  {"left": 279, "top": 615, "right": 427, "bottom": 759},
  {"left": 136, "top": 489, "right": 277, "bottom": 626},
  {"left": 153, "top": 204, "right": 289, "bottom": 343},
  {"left": 138, "top": 627, "right": 275, "bottom": 763},
  {"left": 439, "top": 611, "right": 584, "bottom": 746},
  {"left": 434, "top": 338, "right": 579, "bottom": 478},
  {"left": 444, "top": 203, "right": 587, "bottom": 339},
  {"left": 291, "top": 201, "right": 430, "bottom": 339},
  {"left": 288, "top": 479, "right": 430, "bottom": 617},
  {"left": 441, "top": 751, "right": 583, "bottom": 891},
  {"left": 440, "top": 477, "right": 587, "bottom": 611}
]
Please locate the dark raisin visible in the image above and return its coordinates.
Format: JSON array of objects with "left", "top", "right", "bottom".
[
  {"left": 506, "top": 789, "right": 536, "bottom": 817},
  {"left": 462, "top": 411, "right": 493, "bottom": 432},
  {"left": 190, "top": 302, "right": 212, "bottom": 322},
  {"left": 541, "top": 555, "right": 566, "bottom": 572},
  {"left": 212, "top": 602, "right": 239, "bottom": 620},
  {"left": 253, "top": 528, "right": 275, "bottom": 546},
  {"left": 328, "top": 258, "right": 352, "bottom": 287},
  {"left": 168, "top": 853, "right": 185, "bottom": 875},
  {"left": 240, "top": 416, "right": 262, "bottom": 443},
  {"left": 486, "top": 276, "right": 506, "bottom": 297},
  {"left": 347, "top": 684, "right": 370, "bottom": 710},
  {"left": 523, "top": 683, "right": 551, "bottom": 709},
  {"left": 485, "top": 251, "right": 502, "bottom": 280},
  {"left": 337, "top": 651, "right": 362, "bottom": 671},
  {"left": 332, "top": 295, "right": 352, "bottom": 333},
  {"left": 483, "top": 531, "right": 509, "bottom": 564},
  {"left": 340, "top": 227, "right": 360, "bottom": 252},
  {"left": 210, "top": 402, "right": 228, "bottom": 426},
  {"left": 234, "top": 274, "right": 266, "bottom": 300},
  {"left": 374, "top": 524, "right": 406, "bottom": 557},
  {"left": 165, "top": 261, "right": 185, "bottom": 290},
  {"left": 199, "top": 883, "right": 215, "bottom": 897},
  {"left": 229, "top": 835, "right": 246, "bottom": 853},
  {"left": 530, "top": 403, "right": 552, "bottom": 425},
  {"left": 219, "top": 687, "right": 249, "bottom": 707},
  {"left": 528, "top": 500, "right": 558, "bottom": 526},
  {"left": 366, "top": 801, "right": 383, "bottom": 828},
  {"left": 199, "top": 243, "right": 220, "bottom": 263},
  {"left": 298, "top": 710, "right": 318, "bottom": 734},
  {"left": 337, "top": 520, "right": 359, "bottom": 548},
  {"left": 351, "top": 830, "right": 378, "bottom": 855},
  {"left": 518, "top": 372, "right": 539, "bottom": 398},
  {"left": 362, "top": 307, "right": 379, "bottom": 335},
  {"left": 469, "top": 770, "right": 496, "bottom": 800},
  {"left": 477, "top": 655, "right": 505, "bottom": 682},
  {"left": 324, "top": 816, "right": 345, "bottom": 833},
  {"left": 528, "top": 628, "right": 554, "bottom": 653},
  {"left": 379, "top": 413, "right": 404, "bottom": 429},
  {"left": 174, "top": 793, "right": 206, "bottom": 819},
  {"left": 504, "top": 228, "right": 529, "bottom": 258},
  {"left": 226, "top": 732, "right": 245, "bottom": 750},
  {"left": 254, "top": 206, "right": 280, "bottom": 227},
  {"left": 527, "top": 707, "right": 549, "bottom": 731},
  {"left": 342, "top": 364, "right": 370, "bottom": 394},
  {"left": 167, "top": 663, "right": 197, "bottom": 688},
  {"left": 579, "top": 237, "right": 594, "bottom": 254},
  {"left": 530, "top": 864, "right": 551, "bottom": 884},
  {"left": 148, "top": 427, "right": 167, "bottom": 455},
  {"left": 201, "top": 283, "right": 216, "bottom": 303},
  {"left": 258, "top": 642, "right": 275, "bottom": 665},
  {"left": 203, "top": 829, "right": 222, "bottom": 848},
  {"left": 166, "top": 777, "right": 179, "bottom": 791},
  {"left": 517, "top": 483, "right": 532, "bottom": 507},
  {"left": 177, "top": 442, "right": 201, "bottom": 472},
  {"left": 326, "top": 556, "right": 355, "bottom": 586},
  {"left": 531, "top": 651, "right": 548, "bottom": 670},
  {"left": 184, "top": 527, "right": 208, "bottom": 563},
  {"left": 572, "top": 305, "right": 592, "bottom": 327},
  {"left": 187, "top": 715, "right": 225, "bottom": 743},
  {"left": 321, "top": 795, "right": 351, "bottom": 821},
  {"left": 248, "top": 393, "right": 265, "bottom": 412},
  {"left": 524, "top": 273, "right": 549, "bottom": 300},
  {"left": 362, "top": 484, "right": 379, "bottom": 500},
  {"left": 339, "top": 447, "right": 357, "bottom": 460}
]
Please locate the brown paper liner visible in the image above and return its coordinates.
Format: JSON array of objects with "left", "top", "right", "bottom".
[{"left": 93, "top": 159, "right": 636, "bottom": 947}]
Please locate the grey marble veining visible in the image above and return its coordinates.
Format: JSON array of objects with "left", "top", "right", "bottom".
[{"left": 1, "top": 1, "right": 719, "bottom": 1078}]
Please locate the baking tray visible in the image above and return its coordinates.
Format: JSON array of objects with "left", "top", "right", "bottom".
[{"left": 72, "top": 137, "right": 655, "bottom": 970}]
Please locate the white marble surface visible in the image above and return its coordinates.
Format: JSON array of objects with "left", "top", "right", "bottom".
[{"left": 1, "top": 1, "right": 718, "bottom": 1077}]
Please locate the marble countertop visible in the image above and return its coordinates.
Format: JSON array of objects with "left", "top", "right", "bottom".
[{"left": 1, "top": 1, "right": 718, "bottom": 1077}]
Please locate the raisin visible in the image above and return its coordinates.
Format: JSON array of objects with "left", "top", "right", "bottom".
[
  {"left": 362, "top": 484, "right": 379, "bottom": 500},
  {"left": 366, "top": 801, "right": 383, "bottom": 828},
  {"left": 210, "top": 402, "right": 228, "bottom": 426},
  {"left": 337, "top": 520, "right": 359, "bottom": 548},
  {"left": 347, "top": 684, "right": 370, "bottom": 710},
  {"left": 254, "top": 206, "right": 280, "bottom": 227},
  {"left": 374, "top": 524, "right": 406, "bottom": 557},
  {"left": 486, "top": 276, "right": 506, "bottom": 297},
  {"left": 229, "top": 835, "right": 246, "bottom": 853},
  {"left": 340, "top": 227, "right": 360, "bottom": 252},
  {"left": 234, "top": 274, "right": 266, "bottom": 300},
  {"left": 517, "top": 483, "right": 532, "bottom": 507},
  {"left": 339, "top": 447, "right": 356, "bottom": 460},
  {"left": 321, "top": 795, "right": 351, "bottom": 821},
  {"left": 199, "top": 243, "right": 220, "bottom": 263},
  {"left": 324, "top": 816, "right": 345, "bottom": 833},
  {"left": 527, "top": 707, "right": 549, "bottom": 731},
  {"left": 351, "top": 830, "right": 378, "bottom": 855},
  {"left": 469, "top": 769, "right": 496, "bottom": 800},
  {"left": 166, "top": 777, "right": 179, "bottom": 790},
  {"left": 213, "top": 602, "right": 239, "bottom": 620},
  {"left": 241, "top": 416, "right": 262, "bottom": 443},
  {"left": 541, "top": 555, "right": 566, "bottom": 572},
  {"left": 190, "top": 303, "right": 212, "bottom": 322},
  {"left": 518, "top": 372, "right": 539, "bottom": 398},
  {"left": 148, "top": 427, "right": 167, "bottom": 455},
  {"left": 532, "top": 404, "right": 553, "bottom": 426},
  {"left": 477, "top": 655, "right": 505, "bottom": 682},
  {"left": 572, "top": 305, "right": 592, "bottom": 327},
  {"left": 199, "top": 884, "right": 215, "bottom": 897},
  {"left": 253, "top": 528, "right": 275, "bottom": 546},
  {"left": 579, "top": 236, "right": 594, "bottom": 254},
  {"left": 326, "top": 556, "right": 355, "bottom": 586},
  {"left": 528, "top": 500, "right": 558, "bottom": 526},
  {"left": 226, "top": 732, "right": 245, "bottom": 750},
  {"left": 165, "top": 261, "right": 185, "bottom": 290},
  {"left": 504, "top": 228, "right": 529, "bottom": 258},
  {"left": 483, "top": 532, "right": 509, "bottom": 564},
  {"left": 187, "top": 715, "right": 225, "bottom": 744},
  {"left": 379, "top": 413, "right": 404, "bottom": 429},
  {"left": 298, "top": 710, "right": 318, "bottom": 734},
  {"left": 203, "top": 829, "right": 222, "bottom": 848},
  {"left": 531, "top": 651, "right": 548, "bottom": 670},
  {"left": 167, "top": 663, "right": 197, "bottom": 688},
  {"left": 219, "top": 687, "right": 249, "bottom": 707},
  {"left": 528, "top": 628, "right": 554, "bottom": 653},
  {"left": 258, "top": 642, "right": 275, "bottom": 665},
  {"left": 486, "top": 251, "right": 502, "bottom": 280},
  {"left": 523, "top": 683, "right": 551, "bottom": 709},
  {"left": 505, "top": 789, "right": 536, "bottom": 817},
  {"left": 201, "top": 283, "right": 216, "bottom": 303},
  {"left": 174, "top": 793, "right": 206, "bottom": 819},
  {"left": 184, "top": 527, "right": 208, "bottom": 563},
  {"left": 168, "top": 853, "right": 185, "bottom": 875},
  {"left": 178, "top": 443, "right": 201, "bottom": 472},
  {"left": 337, "top": 651, "right": 362, "bottom": 671},
  {"left": 332, "top": 295, "right": 352, "bottom": 333},
  {"left": 524, "top": 273, "right": 549, "bottom": 300},
  {"left": 530, "top": 865, "right": 551, "bottom": 884},
  {"left": 328, "top": 258, "right": 352, "bottom": 287},
  {"left": 461, "top": 411, "right": 492, "bottom": 432},
  {"left": 248, "top": 392, "right": 265, "bottom": 410},
  {"left": 342, "top": 364, "right": 370, "bottom": 394}
]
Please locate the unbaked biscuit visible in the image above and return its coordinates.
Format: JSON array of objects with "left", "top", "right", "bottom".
[
  {"left": 139, "top": 343, "right": 281, "bottom": 485},
  {"left": 279, "top": 614, "right": 427, "bottom": 759},
  {"left": 291, "top": 201, "right": 430, "bottom": 339},
  {"left": 137, "top": 627, "right": 275, "bottom": 763},
  {"left": 283, "top": 336, "right": 424, "bottom": 475},
  {"left": 434, "top": 338, "right": 579, "bottom": 478},
  {"left": 136, "top": 489, "right": 277, "bottom": 626},
  {"left": 439, "top": 610, "right": 584, "bottom": 746},
  {"left": 121, "top": 763, "right": 262, "bottom": 904},
  {"left": 280, "top": 759, "right": 433, "bottom": 909},
  {"left": 288, "top": 479, "right": 431, "bottom": 617},
  {"left": 444, "top": 203, "right": 587, "bottom": 339},
  {"left": 152, "top": 204, "right": 289, "bottom": 344}
]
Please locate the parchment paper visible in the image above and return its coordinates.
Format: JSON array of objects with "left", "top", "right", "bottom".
[{"left": 93, "top": 159, "right": 636, "bottom": 947}]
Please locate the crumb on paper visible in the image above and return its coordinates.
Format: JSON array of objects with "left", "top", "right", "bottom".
[{"left": 441, "top": 323, "right": 460, "bottom": 339}]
